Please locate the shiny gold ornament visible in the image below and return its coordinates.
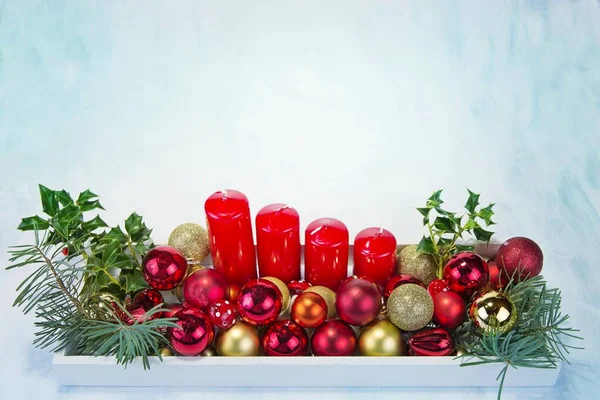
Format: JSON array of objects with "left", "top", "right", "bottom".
[
  {"left": 215, "top": 320, "right": 260, "bottom": 356},
  {"left": 387, "top": 283, "right": 434, "bottom": 331},
  {"left": 262, "top": 276, "right": 291, "bottom": 314},
  {"left": 200, "top": 346, "right": 218, "bottom": 357},
  {"left": 396, "top": 245, "right": 438, "bottom": 285},
  {"left": 358, "top": 319, "right": 404, "bottom": 356},
  {"left": 160, "top": 347, "right": 174, "bottom": 357},
  {"left": 304, "top": 286, "right": 337, "bottom": 319},
  {"left": 469, "top": 291, "right": 518, "bottom": 333},
  {"left": 168, "top": 223, "right": 210, "bottom": 261},
  {"left": 454, "top": 347, "right": 469, "bottom": 357}
]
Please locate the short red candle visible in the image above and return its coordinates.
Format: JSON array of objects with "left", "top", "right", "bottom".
[
  {"left": 204, "top": 190, "right": 257, "bottom": 286},
  {"left": 305, "top": 218, "right": 349, "bottom": 290},
  {"left": 256, "top": 203, "right": 301, "bottom": 283},
  {"left": 353, "top": 227, "right": 397, "bottom": 288}
]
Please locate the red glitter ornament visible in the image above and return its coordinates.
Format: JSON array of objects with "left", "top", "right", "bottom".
[
  {"left": 336, "top": 277, "right": 382, "bottom": 326},
  {"left": 143, "top": 246, "right": 187, "bottom": 290},
  {"left": 495, "top": 237, "right": 543, "bottom": 282},
  {"left": 433, "top": 291, "right": 466, "bottom": 330},
  {"left": 262, "top": 320, "right": 309, "bottom": 356},
  {"left": 117, "top": 289, "right": 163, "bottom": 325},
  {"left": 168, "top": 308, "right": 214, "bottom": 356},
  {"left": 209, "top": 300, "right": 237, "bottom": 329},
  {"left": 287, "top": 280, "right": 312, "bottom": 296},
  {"left": 427, "top": 279, "right": 450, "bottom": 298},
  {"left": 237, "top": 279, "right": 282, "bottom": 326},
  {"left": 384, "top": 275, "right": 425, "bottom": 300},
  {"left": 408, "top": 328, "right": 454, "bottom": 356},
  {"left": 311, "top": 320, "right": 357, "bottom": 356},
  {"left": 183, "top": 268, "right": 229, "bottom": 311},
  {"left": 443, "top": 252, "right": 489, "bottom": 294}
]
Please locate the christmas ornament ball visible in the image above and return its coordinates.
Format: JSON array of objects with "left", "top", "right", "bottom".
[
  {"left": 358, "top": 319, "right": 404, "bottom": 356},
  {"left": 143, "top": 246, "right": 188, "bottom": 290},
  {"left": 183, "top": 268, "right": 229, "bottom": 311},
  {"left": 336, "top": 277, "right": 382, "bottom": 326},
  {"left": 469, "top": 291, "right": 518, "bottom": 333},
  {"left": 122, "top": 289, "right": 164, "bottom": 325},
  {"left": 387, "top": 283, "right": 434, "bottom": 331},
  {"left": 433, "top": 291, "right": 467, "bottom": 330},
  {"left": 200, "top": 346, "right": 218, "bottom": 357},
  {"left": 496, "top": 237, "right": 544, "bottom": 281},
  {"left": 311, "top": 320, "right": 357, "bottom": 356},
  {"left": 408, "top": 328, "right": 454, "bottom": 356},
  {"left": 291, "top": 292, "right": 328, "bottom": 328},
  {"left": 167, "top": 223, "right": 210, "bottom": 261},
  {"left": 443, "top": 252, "right": 489, "bottom": 294},
  {"left": 262, "top": 276, "right": 291, "bottom": 313},
  {"left": 396, "top": 245, "right": 438, "bottom": 285},
  {"left": 384, "top": 275, "right": 425, "bottom": 300},
  {"left": 287, "top": 280, "right": 312, "bottom": 296},
  {"left": 262, "top": 320, "right": 309, "bottom": 356},
  {"left": 215, "top": 320, "right": 260, "bottom": 356},
  {"left": 208, "top": 300, "right": 237, "bottom": 329},
  {"left": 168, "top": 308, "right": 214, "bottom": 356},
  {"left": 237, "top": 279, "right": 283, "bottom": 326},
  {"left": 304, "top": 285, "right": 337, "bottom": 319},
  {"left": 427, "top": 279, "right": 450, "bottom": 298}
]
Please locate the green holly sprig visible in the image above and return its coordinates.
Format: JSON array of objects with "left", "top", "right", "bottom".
[{"left": 416, "top": 189, "right": 495, "bottom": 277}]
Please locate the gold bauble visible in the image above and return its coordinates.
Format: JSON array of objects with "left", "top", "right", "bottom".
[
  {"left": 168, "top": 223, "right": 210, "bottom": 261},
  {"left": 387, "top": 283, "right": 434, "bottom": 331},
  {"left": 200, "top": 346, "right": 218, "bottom": 357},
  {"left": 160, "top": 347, "right": 173, "bottom": 357},
  {"left": 304, "top": 286, "right": 337, "bottom": 319},
  {"left": 215, "top": 321, "right": 260, "bottom": 356},
  {"left": 469, "top": 291, "right": 518, "bottom": 334},
  {"left": 358, "top": 319, "right": 404, "bottom": 356},
  {"left": 396, "top": 245, "right": 438, "bottom": 285},
  {"left": 262, "top": 276, "right": 291, "bottom": 314}
]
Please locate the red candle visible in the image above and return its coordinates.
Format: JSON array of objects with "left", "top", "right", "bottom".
[
  {"left": 256, "top": 204, "right": 301, "bottom": 283},
  {"left": 204, "top": 190, "right": 257, "bottom": 286},
  {"left": 353, "top": 227, "right": 397, "bottom": 288},
  {"left": 305, "top": 218, "right": 349, "bottom": 290}
]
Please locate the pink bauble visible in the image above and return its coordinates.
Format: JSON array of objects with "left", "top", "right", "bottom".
[
  {"left": 336, "top": 277, "right": 381, "bottom": 326},
  {"left": 162, "top": 303, "right": 184, "bottom": 319},
  {"left": 143, "top": 246, "right": 187, "bottom": 290},
  {"left": 443, "top": 252, "right": 489, "bottom": 294},
  {"left": 183, "top": 268, "right": 229, "bottom": 310},
  {"left": 236, "top": 279, "right": 282, "bottom": 326},
  {"left": 495, "top": 237, "right": 543, "bottom": 282},
  {"left": 168, "top": 308, "right": 214, "bottom": 356},
  {"left": 262, "top": 320, "right": 309, "bottom": 356},
  {"left": 209, "top": 300, "right": 238, "bottom": 329},
  {"left": 311, "top": 320, "right": 357, "bottom": 356}
]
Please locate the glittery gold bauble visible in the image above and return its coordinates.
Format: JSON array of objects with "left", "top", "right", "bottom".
[
  {"left": 304, "top": 286, "right": 337, "bottom": 319},
  {"left": 215, "top": 321, "right": 260, "bottom": 356},
  {"left": 358, "top": 319, "right": 404, "bottom": 356},
  {"left": 160, "top": 347, "right": 173, "bottom": 357},
  {"left": 262, "top": 276, "right": 291, "bottom": 314},
  {"left": 200, "top": 346, "right": 218, "bottom": 357},
  {"left": 168, "top": 223, "right": 210, "bottom": 261},
  {"left": 387, "top": 283, "right": 434, "bottom": 331},
  {"left": 396, "top": 245, "right": 438, "bottom": 285},
  {"left": 469, "top": 291, "right": 518, "bottom": 333}
]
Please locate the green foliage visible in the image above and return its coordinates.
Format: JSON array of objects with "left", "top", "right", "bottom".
[
  {"left": 8, "top": 185, "right": 173, "bottom": 368},
  {"left": 416, "top": 188, "right": 495, "bottom": 277}
]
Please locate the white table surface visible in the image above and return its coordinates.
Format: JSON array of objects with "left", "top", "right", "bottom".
[{"left": 1, "top": 1, "right": 599, "bottom": 399}]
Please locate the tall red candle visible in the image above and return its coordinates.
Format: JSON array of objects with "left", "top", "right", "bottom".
[
  {"left": 305, "top": 218, "right": 349, "bottom": 290},
  {"left": 256, "top": 204, "right": 301, "bottom": 283},
  {"left": 204, "top": 190, "right": 257, "bottom": 286},
  {"left": 352, "top": 227, "right": 397, "bottom": 288}
]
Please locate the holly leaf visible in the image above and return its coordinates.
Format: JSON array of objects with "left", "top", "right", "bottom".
[
  {"left": 434, "top": 217, "right": 455, "bottom": 233},
  {"left": 79, "top": 199, "right": 105, "bottom": 212},
  {"left": 125, "top": 269, "right": 148, "bottom": 294},
  {"left": 102, "top": 240, "right": 122, "bottom": 266},
  {"left": 416, "top": 207, "right": 431, "bottom": 225},
  {"left": 473, "top": 227, "right": 494, "bottom": 242},
  {"left": 77, "top": 189, "right": 99, "bottom": 204},
  {"left": 104, "top": 226, "right": 128, "bottom": 244},
  {"left": 125, "top": 212, "right": 144, "bottom": 237},
  {"left": 478, "top": 203, "right": 495, "bottom": 226},
  {"left": 17, "top": 215, "right": 50, "bottom": 231},
  {"left": 39, "top": 184, "right": 59, "bottom": 217},
  {"left": 55, "top": 204, "right": 81, "bottom": 223},
  {"left": 416, "top": 236, "right": 435, "bottom": 254},
  {"left": 427, "top": 190, "right": 444, "bottom": 208},
  {"left": 82, "top": 215, "right": 108, "bottom": 232},
  {"left": 55, "top": 190, "right": 74, "bottom": 206},
  {"left": 53, "top": 220, "right": 69, "bottom": 239},
  {"left": 455, "top": 244, "right": 475, "bottom": 252},
  {"left": 464, "top": 217, "right": 478, "bottom": 231},
  {"left": 112, "top": 253, "right": 135, "bottom": 271},
  {"left": 465, "top": 188, "right": 480, "bottom": 214}
]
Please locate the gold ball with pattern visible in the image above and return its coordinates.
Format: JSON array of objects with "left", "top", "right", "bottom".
[
  {"left": 168, "top": 223, "right": 210, "bottom": 261},
  {"left": 387, "top": 283, "right": 434, "bottom": 331},
  {"left": 359, "top": 319, "right": 404, "bottom": 356},
  {"left": 396, "top": 245, "right": 438, "bottom": 285}
]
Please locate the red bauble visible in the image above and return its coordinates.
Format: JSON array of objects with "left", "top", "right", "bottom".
[
  {"left": 427, "top": 279, "right": 450, "bottom": 298},
  {"left": 487, "top": 260, "right": 504, "bottom": 289},
  {"left": 168, "top": 308, "right": 214, "bottom": 356},
  {"left": 495, "top": 237, "right": 543, "bottom": 282},
  {"left": 287, "top": 280, "right": 312, "bottom": 296},
  {"left": 443, "top": 252, "right": 489, "bottom": 294},
  {"left": 237, "top": 279, "right": 282, "bottom": 326},
  {"left": 408, "top": 328, "right": 454, "bottom": 356},
  {"left": 291, "top": 292, "right": 328, "bottom": 328},
  {"left": 183, "top": 268, "right": 229, "bottom": 310},
  {"left": 384, "top": 275, "right": 425, "bottom": 300},
  {"left": 117, "top": 289, "right": 163, "bottom": 325},
  {"left": 311, "top": 320, "right": 357, "bottom": 356},
  {"left": 262, "top": 320, "right": 309, "bottom": 356},
  {"left": 143, "top": 246, "right": 187, "bottom": 290},
  {"left": 336, "top": 277, "right": 382, "bottom": 326},
  {"left": 433, "top": 291, "right": 466, "bottom": 330},
  {"left": 162, "top": 303, "right": 184, "bottom": 319},
  {"left": 228, "top": 283, "right": 240, "bottom": 302},
  {"left": 209, "top": 300, "right": 238, "bottom": 329}
]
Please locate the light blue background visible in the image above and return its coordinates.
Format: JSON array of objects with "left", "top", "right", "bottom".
[{"left": 1, "top": 1, "right": 599, "bottom": 399}]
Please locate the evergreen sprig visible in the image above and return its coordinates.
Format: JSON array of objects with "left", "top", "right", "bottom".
[{"left": 416, "top": 189, "right": 495, "bottom": 277}]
